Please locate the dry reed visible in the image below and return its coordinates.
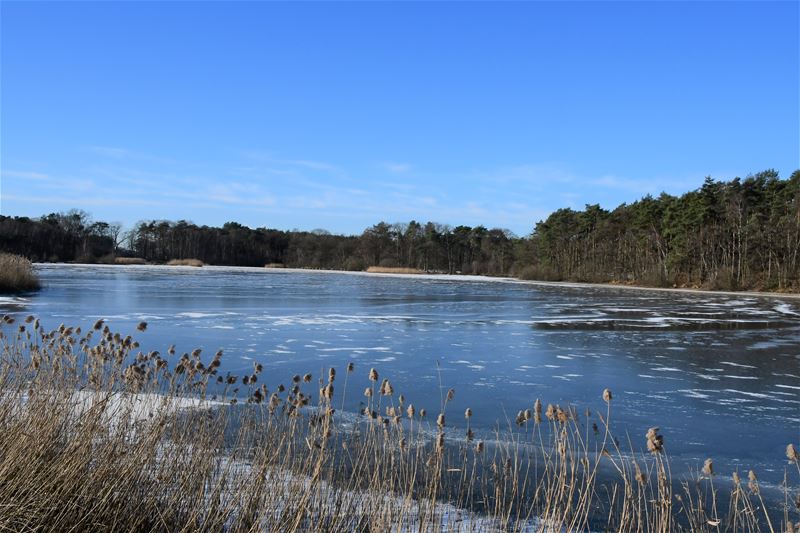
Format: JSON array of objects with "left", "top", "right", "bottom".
[
  {"left": 166, "top": 258, "right": 204, "bottom": 267},
  {"left": 365, "top": 266, "right": 424, "bottom": 274},
  {"left": 114, "top": 257, "right": 147, "bottom": 265},
  {"left": 0, "top": 253, "right": 40, "bottom": 293},
  {"left": 0, "top": 316, "right": 794, "bottom": 531}
]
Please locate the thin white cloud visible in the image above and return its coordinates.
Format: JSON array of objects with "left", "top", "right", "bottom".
[
  {"left": 5, "top": 146, "right": 722, "bottom": 236},
  {"left": 241, "top": 150, "right": 343, "bottom": 175},
  {"left": 86, "top": 145, "right": 136, "bottom": 158},
  {"left": 2, "top": 193, "right": 166, "bottom": 207},
  {"left": 85, "top": 145, "right": 178, "bottom": 165},
  {"left": 1, "top": 169, "right": 51, "bottom": 181},
  {"left": 383, "top": 162, "right": 411, "bottom": 174}
]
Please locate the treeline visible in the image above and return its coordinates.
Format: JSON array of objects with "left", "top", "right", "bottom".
[
  {"left": 526, "top": 169, "right": 800, "bottom": 290},
  {"left": 1, "top": 168, "right": 798, "bottom": 290},
  {"left": 0, "top": 214, "right": 521, "bottom": 276}
]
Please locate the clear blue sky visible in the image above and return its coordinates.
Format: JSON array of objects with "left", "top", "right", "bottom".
[{"left": 1, "top": 1, "right": 798, "bottom": 236}]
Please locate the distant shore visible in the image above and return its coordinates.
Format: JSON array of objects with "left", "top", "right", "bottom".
[{"left": 34, "top": 262, "right": 800, "bottom": 300}]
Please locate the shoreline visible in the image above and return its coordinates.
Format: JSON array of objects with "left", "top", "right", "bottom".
[{"left": 34, "top": 262, "right": 800, "bottom": 301}]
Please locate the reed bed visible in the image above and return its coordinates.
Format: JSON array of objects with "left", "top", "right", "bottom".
[
  {"left": 0, "top": 253, "right": 40, "bottom": 293},
  {"left": 0, "top": 315, "right": 796, "bottom": 532},
  {"left": 366, "top": 266, "right": 424, "bottom": 274},
  {"left": 114, "top": 257, "right": 147, "bottom": 265},
  {"left": 166, "top": 258, "right": 204, "bottom": 267}
]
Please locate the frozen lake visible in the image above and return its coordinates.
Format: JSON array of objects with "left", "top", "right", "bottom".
[{"left": 3, "top": 264, "right": 799, "bottom": 486}]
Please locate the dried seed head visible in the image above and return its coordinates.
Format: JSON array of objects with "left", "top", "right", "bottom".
[
  {"left": 466, "top": 428, "right": 474, "bottom": 442},
  {"left": 747, "top": 470, "right": 759, "bottom": 493},
  {"left": 322, "top": 383, "right": 334, "bottom": 401},
  {"left": 534, "top": 399, "right": 542, "bottom": 414},
  {"left": 93, "top": 319, "right": 104, "bottom": 330},
  {"left": 732, "top": 471, "right": 740, "bottom": 485},
  {"left": 419, "top": 408, "right": 426, "bottom": 418},
  {"left": 328, "top": 368, "right": 336, "bottom": 382},
  {"left": 407, "top": 404, "right": 415, "bottom": 418},
  {"left": 646, "top": 427, "right": 664, "bottom": 454},
  {"left": 436, "top": 413, "right": 445, "bottom": 428},
  {"left": 293, "top": 374, "right": 301, "bottom": 383},
  {"left": 602, "top": 388, "right": 612, "bottom": 402},
  {"left": 524, "top": 409, "right": 532, "bottom": 421},
  {"left": 364, "top": 387, "right": 373, "bottom": 398},
  {"left": 787, "top": 443, "right": 798, "bottom": 463},
  {"left": 303, "top": 373, "right": 312, "bottom": 383},
  {"left": 545, "top": 404, "right": 556, "bottom": 421},
  {"left": 475, "top": 440, "right": 484, "bottom": 453},
  {"left": 369, "top": 368, "right": 378, "bottom": 382},
  {"left": 347, "top": 362, "right": 354, "bottom": 373},
  {"left": 137, "top": 321, "right": 147, "bottom": 332},
  {"left": 702, "top": 458, "right": 714, "bottom": 477},
  {"left": 464, "top": 408, "right": 472, "bottom": 419}
]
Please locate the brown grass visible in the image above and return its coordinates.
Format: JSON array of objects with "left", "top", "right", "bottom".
[
  {"left": 264, "top": 263, "right": 286, "bottom": 268},
  {"left": 0, "top": 253, "right": 40, "bottom": 293},
  {"left": 114, "top": 257, "right": 147, "bottom": 265},
  {"left": 366, "top": 266, "right": 424, "bottom": 274},
  {"left": 166, "top": 258, "right": 204, "bottom": 267},
  {"left": 0, "top": 315, "right": 795, "bottom": 531}
]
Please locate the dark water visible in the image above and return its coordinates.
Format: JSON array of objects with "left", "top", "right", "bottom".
[{"left": 2, "top": 264, "right": 799, "bottom": 487}]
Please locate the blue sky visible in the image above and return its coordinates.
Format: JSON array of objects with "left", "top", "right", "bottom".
[{"left": 1, "top": 1, "right": 798, "bottom": 236}]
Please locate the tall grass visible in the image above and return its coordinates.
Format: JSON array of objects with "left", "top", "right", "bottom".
[
  {"left": 0, "top": 253, "right": 40, "bottom": 293},
  {"left": 366, "top": 266, "right": 424, "bottom": 274},
  {"left": 0, "top": 315, "right": 796, "bottom": 531},
  {"left": 166, "top": 258, "right": 204, "bottom": 267},
  {"left": 114, "top": 257, "right": 147, "bottom": 265}
]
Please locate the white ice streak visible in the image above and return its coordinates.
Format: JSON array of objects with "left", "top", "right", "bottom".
[{"left": 721, "top": 361, "right": 757, "bottom": 369}]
